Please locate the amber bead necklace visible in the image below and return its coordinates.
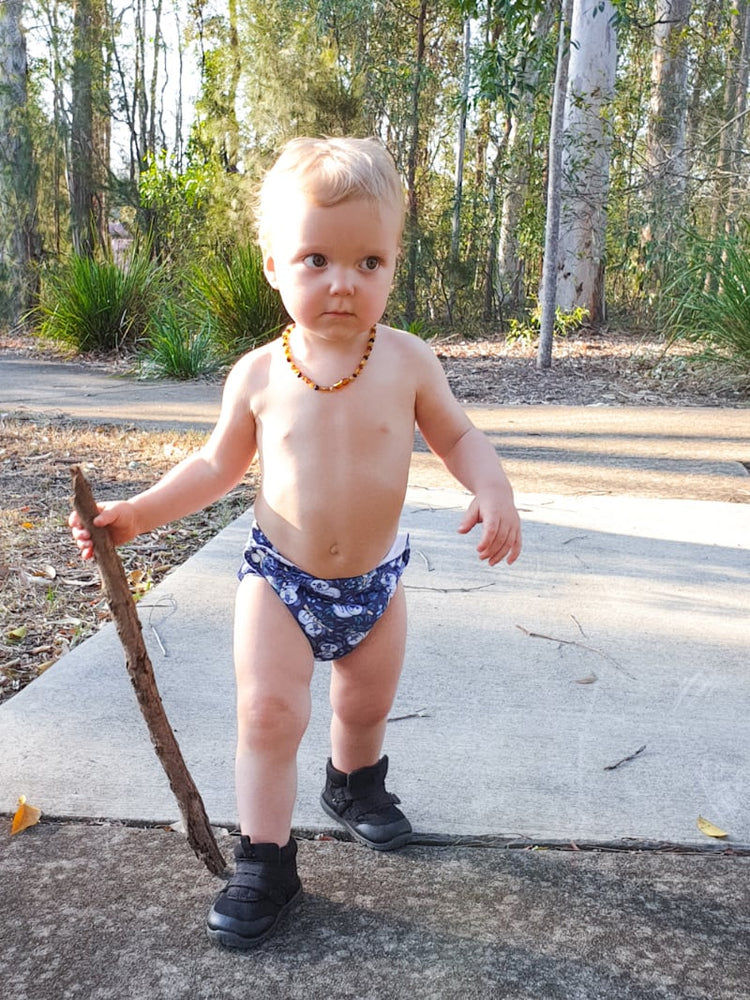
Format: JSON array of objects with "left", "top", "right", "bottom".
[{"left": 281, "top": 323, "right": 376, "bottom": 392}]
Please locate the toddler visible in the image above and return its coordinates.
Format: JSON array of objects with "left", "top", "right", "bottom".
[{"left": 70, "top": 136, "right": 522, "bottom": 949}]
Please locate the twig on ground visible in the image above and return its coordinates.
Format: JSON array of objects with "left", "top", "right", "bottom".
[
  {"left": 604, "top": 744, "right": 647, "bottom": 771},
  {"left": 515, "top": 624, "right": 635, "bottom": 679}
]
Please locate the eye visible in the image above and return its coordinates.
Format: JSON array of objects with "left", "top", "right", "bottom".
[
  {"left": 360, "top": 256, "right": 381, "bottom": 272},
  {"left": 303, "top": 253, "right": 327, "bottom": 269}
]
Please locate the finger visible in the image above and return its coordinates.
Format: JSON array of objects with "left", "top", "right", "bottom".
[
  {"left": 476, "top": 521, "right": 501, "bottom": 558},
  {"left": 488, "top": 527, "right": 522, "bottom": 566}
]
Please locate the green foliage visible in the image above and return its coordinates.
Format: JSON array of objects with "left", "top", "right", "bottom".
[
  {"left": 138, "top": 302, "right": 225, "bottom": 381},
  {"left": 138, "top": 154, "right": 249, "bottom": 263},
  {"left": 664, "top": 232, "right": 750, "bottom": 373},
  {"left": 35, "top": 246, "right": 161, "bottom": 353},
  {"left": 507, "top": 304, "right": 590, "bottom": 343},
  {"left": 399, "top": 316, "right": 438, "bottom": 340},
  {"left": 190, "top": 244, "right": 287, "bottom": 358}
]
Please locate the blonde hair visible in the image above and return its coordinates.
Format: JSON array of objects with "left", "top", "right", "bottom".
[{"left": 257, "top": 137, "right": 405, "bottom": 248}]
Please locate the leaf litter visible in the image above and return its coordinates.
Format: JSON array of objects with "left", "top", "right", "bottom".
[{"left": 0, "top": 414, "right": 258, "bottom": 705}]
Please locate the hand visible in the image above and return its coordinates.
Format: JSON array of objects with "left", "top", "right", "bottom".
[
  {"left": 68, "top": 501, "right": 139, "bottom": 561},
  {"left": 457, "top": 494, "right": 522, "bottom": 566}
]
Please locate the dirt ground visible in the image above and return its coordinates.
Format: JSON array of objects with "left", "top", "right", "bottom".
[{"left": 1, "top": 328, "right": 748, "bottom": 704}]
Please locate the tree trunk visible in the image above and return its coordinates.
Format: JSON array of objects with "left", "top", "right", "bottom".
[
  {"left": 0, "top": 0, "right": 41, "bottom": 328},
  {"left": 537, "top": 0, "right": 574, "bottom": 370},
  {"left": 642, "top": 0, "right": 692, "bottom": 262},
  {"left": 556, "top": 0, "right": 617, "bottom": 325},
  {"left": 709, "top": 2, "right": 750, "bottom": 241},
  {"left": 447, "top": 15, "right": 471, "bottom": 321},
  {"left": 70, "top": 0, "right": 109, "bottom": 257},
  {"left": 495, "top": 1, "right": 556, "bottom": 313},
  {"left": 404, "top": 0, "right": 428, "bottom": 326}
]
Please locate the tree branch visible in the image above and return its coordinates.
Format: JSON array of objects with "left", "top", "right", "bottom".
[{"left": 71, "top": 465, "right": 226, "bottom": 877}]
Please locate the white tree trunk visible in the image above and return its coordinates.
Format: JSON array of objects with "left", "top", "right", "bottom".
[{"left": 556, "top": 0, "right": 617, "bottom": 324}]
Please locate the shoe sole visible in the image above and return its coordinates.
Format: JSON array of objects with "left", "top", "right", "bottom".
[
  {"left": 320, "top": 795, "right": 412, "bottom": 852},
  {"left": 206, "top": 887, "right": 303, "bottom": 950}
]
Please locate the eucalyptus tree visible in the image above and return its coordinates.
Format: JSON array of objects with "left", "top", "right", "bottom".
[
  {"left": 70, "top": 0, "right": 110, "bottom": 256},
  {"left": 707, "top": 1, "right": 750, "bottom": 241},
  {"left": 494, "top": 0, "right": 555, "bottom": 313},
  {"left": 537, "top": 0, "right": 573, "bottom": 370},
  {"left": 0, "top": 0, "right": 41, "bottom": 325},
  {"left": 556, "top": 0, "right": 618, "bottom": 324},
  {"left": 642, "top": 0, "right": 692, "bottom": 265}
]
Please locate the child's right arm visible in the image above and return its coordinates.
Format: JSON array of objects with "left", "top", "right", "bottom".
[{"left": 69, "top": 355, "right": 259, "bottom": 561}]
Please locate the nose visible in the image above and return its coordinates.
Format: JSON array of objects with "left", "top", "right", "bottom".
[{"left": 328, "top": 266, "right": 355, "bottom": 295}]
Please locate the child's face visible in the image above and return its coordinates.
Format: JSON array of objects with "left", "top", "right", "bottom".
[{"left": 263, "top": 191, "right": 401, "bottom": 341}]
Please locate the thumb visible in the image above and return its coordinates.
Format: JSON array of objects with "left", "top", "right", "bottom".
[
  {"left": 92, "top": 503, "right": 121, "bottom": 528},
  {"left": 457, "top": 499, "right": 480, "bottom": 535}
]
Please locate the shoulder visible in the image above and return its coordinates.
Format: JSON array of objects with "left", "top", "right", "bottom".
[
  {"left": 220, "top": 337, "right": 281, "bottom": 411},
  {"left": 376, "top": 324, "right": 443, "bottom": 371},
  {"left": 224, "top": 338, "right": 279, "bottom": 387}
]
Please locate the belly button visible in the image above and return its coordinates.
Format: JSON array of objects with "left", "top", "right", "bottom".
[{"left": 329, "top": 543, "right": 340, "bottom": 556}]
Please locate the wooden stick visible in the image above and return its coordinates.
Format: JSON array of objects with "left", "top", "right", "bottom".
[{"left": 71, "top": 466, "right": 226, "bottom": 877}]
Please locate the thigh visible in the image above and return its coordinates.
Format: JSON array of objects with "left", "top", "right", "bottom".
[
  {"left": 329, "top": 583, "right": 407, "bottom": 718},
  {"left": 234, "top": 575, "right": 315, "bottom": 705}
]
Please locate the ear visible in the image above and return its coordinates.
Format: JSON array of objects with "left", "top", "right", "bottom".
[{"left": 262, "top": 247, "right": 279, "bottom": 289}]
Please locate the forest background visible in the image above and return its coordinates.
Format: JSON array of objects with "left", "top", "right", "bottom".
[{"left": 1, "top": 0, "right": 750, "bottom": 376}]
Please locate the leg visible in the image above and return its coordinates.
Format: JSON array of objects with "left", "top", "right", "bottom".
[
  {"left": 207, "top": 576, "right": 312, "bottom": 950},
  {"left": 329, "top": 582, "right": 407, "bottom": 773},
  {"left": 321, "top": 584, "right": 412, "bottom": 851},
  {"left": 233, "top": 575, "right": 314, "bottom": 845}
]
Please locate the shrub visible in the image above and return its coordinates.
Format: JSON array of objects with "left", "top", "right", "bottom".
[
  {"left": 35, "top": 246, "right": 161, "bottom": 353},
  {"left": 506, "top": 304, "right": 589, "bottom": 343},
  {"left": 139, "top": 302, "right": 225, "bottom": 380},
  {"left": 190, "top": 243, "right": 287, "bottom": 358},
  {"left": 665, "top": 232, "right": 750, "bottom": 373}
]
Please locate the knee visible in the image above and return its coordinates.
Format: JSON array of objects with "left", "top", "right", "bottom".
[
  {"left": 237, "top": 691, "right": 309, "bottom": 753},
  {"left": 331, "top": 688, "right": 390, "bottom": 730}
]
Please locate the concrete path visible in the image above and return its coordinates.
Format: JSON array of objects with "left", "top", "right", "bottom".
[{"left": 1, "top": 353, "right": 749, "bottom": 997}]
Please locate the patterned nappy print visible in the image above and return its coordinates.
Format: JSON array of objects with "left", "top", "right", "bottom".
[{"left": 238, "top": 523, "right": 410, "bottom": 661}]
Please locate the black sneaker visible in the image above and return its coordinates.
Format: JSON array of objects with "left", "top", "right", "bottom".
[
  {"left": 320, "top": 755, "right": 412, "bottom": 851},
  {"left": 206, "top": 836, "right": 302, "bottom": 949}
]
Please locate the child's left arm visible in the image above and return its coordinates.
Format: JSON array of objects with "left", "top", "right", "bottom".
[{"left": 413, "top": 340, "right": 521, "bottom": 566}]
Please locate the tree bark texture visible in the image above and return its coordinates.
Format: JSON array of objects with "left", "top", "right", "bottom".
[
  {"left": 71, "top": 466, "right": 227, "bottom": 877},
  {"left": 556, "top": 0, "right": 617, "bottom": 324}
]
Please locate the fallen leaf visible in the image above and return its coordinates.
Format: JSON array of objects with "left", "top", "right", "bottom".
[
  {"left": 697, "top": 815, "right": 728, "bottom": 839},
  {"left": 6, "top": 625, "right": 27, "bottom": 642},
  {"left": 11, "top": 795, "right": 42, "bottom": 835},
  {"left": 575, "top": 673, "right": 598, "bottom": 685},
  {"left": 31, "top": 565, "right": 57, "bottom": 580}
]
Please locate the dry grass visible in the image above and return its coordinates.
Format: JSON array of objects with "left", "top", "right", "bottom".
[{"left": 0, "top": 415, "right": 257, "bottom": 704}]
